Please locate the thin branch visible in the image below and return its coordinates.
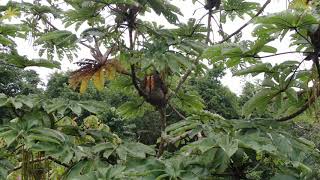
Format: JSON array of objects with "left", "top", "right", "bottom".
[
  {"left": 48, "top": 156, "right": 70, "bottom": 168},
  {"left": 9, "top": 157, "right": 48, "bottom": 173},
  {"left": 276, "top": 95, "right": 317, "bottom": 122},
  {"left": 168, "top": 103, "right": 187, "bottom": 120},
  {"left": 79, "top": 41, "right": 96, "bottom": 52},
  {"left": 294, "top": 28, "right": 313, "bottom": 45},
  {"left": 283, "top": 59, "right": 305, "bottom": 92},
  {"left": 40, "top": 15, "right": 58, "bottom": 30},
  {"left": 312, "top": 49, "right": 320, "bottom": 81},
  {"left": 157, "top": 108, "right": 167, "bottom": 158},
  {"left": 129, "top": 29, "right": 147, "bottom": 98},
  {"left": 277, "top": 85, "right": 320, "bottom": 122},
  {"left": 8, "top": 156, "right": 66, "bottom": 174},
  {"left": 218, "top": 0, "right": 271, "bottom": 44},
  {"left": 206, "top": 9, "right": 213, "bottom": 44},
  {"left": 102, "top": 44, "right": 117, "bottom": 62},
  {"left": 249, "top": 51, "right": 312, "bottom": 59},
  {"left": 194, "top": 0, "right": 205, "bottom": 7},
  {"left": 166, "top": 66, "right": 193, "bottom": 101},
  {"left": 210, "top": 13, "right": 225, "bottom": 39},
  {"left": 93, "top": 36, "right": 103, "bottom": 58}
]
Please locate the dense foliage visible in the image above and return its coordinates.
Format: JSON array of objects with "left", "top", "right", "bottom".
[{"left": 1, "top": 0, "right": 320, "bottom": 179}]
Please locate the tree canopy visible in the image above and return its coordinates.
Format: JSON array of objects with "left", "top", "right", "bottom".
[{"left": 1, "top": 0, "right": 320, "bottom": 179}]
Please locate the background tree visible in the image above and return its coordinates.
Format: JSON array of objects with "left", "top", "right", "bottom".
[
  {"left": 0, "top": 64, "right": 42, "bottom": 96},
  {"left": 190, "top": 66, "right": 240, "bottom": 119}
]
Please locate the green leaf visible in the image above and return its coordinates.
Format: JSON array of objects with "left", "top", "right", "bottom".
[
  {"left": 234, "top": 63, "right": 273, "bottom": 76},
  {"left": 20, "top": 58, "right": 61, "bottom": 69},
  {"left": 286, "top": 88, "right": 298, "bottom": 102},
  {"left": 289, "top": 0, "right": 309, "bottom": 9},
  {"left": 117, "top": 101, "right": 147, "bottom": 119},
  {"left": 69, "top": 101, "right": 82, "bottom": 116},
  {"left": 78, "top": 101, "right": 105, "bottom": 114},
  {"left": 226, "top": 57, "right": 240, "bottom": 67},
  {"left": 260, "top": 45, "right": 277, "bottom": 53},
  {"left": 243, "top": 89, "right": 279, "bottom": 116},
  {"left": 35, "top": 30, "right": 77, "bottom": 45},
  {"left": 4, "top": 53, "right": 60, "bottom": 69},
  {"left": 123, "top": 142, "right": 156, "bottom": 158},
  {"left": 0, "top": 34, "right": 13, "bottom": 46},
  {"left": 271, "top": 174, "right": 297, "bottom": 180},
  {"left": 0, "top": 159, "right": 14, "bottom": 179},
  {"left": 215, "top": 135, "right": 238, "bottom": 157}
]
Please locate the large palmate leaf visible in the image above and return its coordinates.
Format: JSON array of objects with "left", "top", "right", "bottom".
[
  {"left": 222, "top": 0, "right": 260, "bottom": 20},
  {"left": 117, "top": 100, "right": 150, "bottom": 119},
  {"left": 27, "top": 128, "right": 76, "bottom": 163},
  {"left": 0, "top": 115, "right": 42, "bottom": 147},
  {"left": 42, "top": 98, "right": 105, "bottom": 116},
  {"left": 142, "top": 0, "right": 182, "bottom": 24},
  {"left": 63, "top": 159, "right": 126, "bottom": 180},
  {"left": 289, "top": 0, "right": 310, "bottom": 9},
  {"left": 253, "top": 10, "right": 318, "bottom": 40},
  {"left": 172, "top": 91, "right": 205, "bottom": 113},
  {"left": 0, "top": 158, "right": 14, "bottom": 180},
  {"left": 35, "top": 30, "right": 77, "bottom": 47}
]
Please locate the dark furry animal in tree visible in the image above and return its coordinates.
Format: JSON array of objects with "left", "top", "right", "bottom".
[{"left": 140, "top": 71, "right": 168, "bottom": 108}]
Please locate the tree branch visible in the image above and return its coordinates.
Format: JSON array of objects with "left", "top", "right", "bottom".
[
  {"left": 276, "top": 85, "right": 320, "bottom": 122},
  {"left": 157, "top": 108, "right": 167, "bottom": 158},
  {"left": 9, "top": 157, "right": 48, "bottom": 173},
  {"left": 312, "top": 49, "right": 320, "bottom": 81},
  {"left": 283, "top": 59, "right": 305, "bottom": 92},
  {"left": 248, "top": 51, "right": 312, "bottom": 59},
  {"left": 168, "top": 103, "right": 187, "bottom": 120},
  {"left": 206, "top": 9, "right": 213, "bottom": 44},
  {"left": 218, "top": 0, "right": 271, "bottom": 44},
  {"left": 47, "top": 156, "right": 70, "bottom": 168},
  {"left": 294, "top": 28, "right": 313, "bottom": 46}
]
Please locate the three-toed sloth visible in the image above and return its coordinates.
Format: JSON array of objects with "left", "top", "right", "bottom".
[{"left": 140, "top": 71, "right": 168, "bottom": 108}]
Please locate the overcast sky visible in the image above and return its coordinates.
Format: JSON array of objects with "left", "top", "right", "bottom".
[{"left": 1, "top": 0, "right": 304, "bottom": 95}]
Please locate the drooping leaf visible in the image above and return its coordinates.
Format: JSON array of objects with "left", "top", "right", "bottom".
[
  {"left": 80, "top": 78, "right": 89, "bottom": 94},
  {"left": 93, "top": 68, "right": 105, "bottom": 91}
]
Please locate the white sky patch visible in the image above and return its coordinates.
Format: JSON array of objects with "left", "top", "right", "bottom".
[{"left": 1, "top": 0, "right": 305, "bottom": 95}]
